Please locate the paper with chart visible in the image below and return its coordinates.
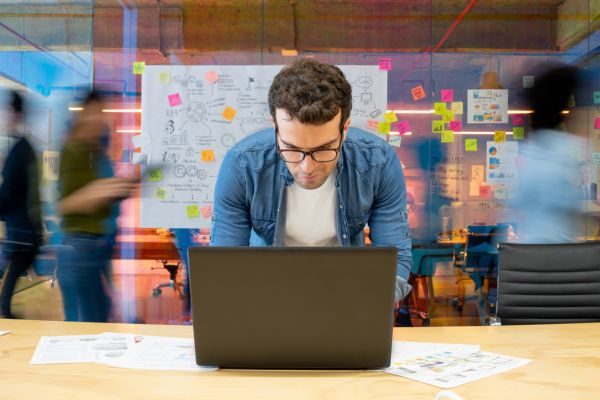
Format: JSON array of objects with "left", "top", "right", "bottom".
[
  {"left": 140, "top": 65, "right": 387, "bottom": 228},
  {"left": 467, "top": 89, "right": 508, "bottom": 124},
  {"left": 382, "top": 341, "right": 531, "bottom": 389}
]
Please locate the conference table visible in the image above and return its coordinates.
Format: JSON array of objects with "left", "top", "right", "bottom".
[{"left": 1, "top": 319, "right": 599, "bottom": 399}]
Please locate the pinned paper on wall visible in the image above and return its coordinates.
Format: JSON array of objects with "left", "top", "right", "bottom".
[
  {"left": 158, "top": 72, "right": 171, "bottom": 84},
  {"left": 595, "top": 117, "right": 600, "bottom": 130},
  {"left": 204, "top": 70, "right": 220, "bottom": 84},
  {"left": 201, "top": 149, "right": 215, "bottom": 162},
  {"left": 434, "top": 102, "right": 447, "bottom": 114},
  {"left": 132, "top": 135, "right": 151, "bottom": 148},
  {"left": 465, "top": 138, "right": 477, "bottom": 151},
  {"left": 383, "top": 111, "right": 398, "bottom": 123},
  {"left": 432, "top": 120, "right": 444, "bottom": 133},
  {"left": 133, "top": 61, "right": 146, "bottom": 75},
  {"left": 156, "top": 187, "right": 166, "bottom": 200},
  {"left": 449, "top": 120, "right": 462, "bottom": 131},
  {"left": 378, "top": 58, "right": 392, "bottom": 71},
  {"left": 388, "top": 135, "right": 402, "bottom": 148},
  {"left": 592, "top": 152, "right": 600, "bottom": 165},
  {"left": 378, "top": 121, "right": 391, "bottom": 134},
  {"left": 441, "top": 130, "right": 454, "bottom": 143},
  {"left": 513, "top": 127, "right": 524, "bottom": 140},
  {"left": 148, "top": 169, "right": 163, "bottom": 182},
  {"left": 441, "top": 89, "right": 454, "bottom": 102},
  {"left": 467, "top": 89, "right": 508, "bottom": 124},
  {"left": 396, "top": 121, "right": 411, "bottom": 134},
  {"left": 168, "top": 93, "right": 182, "bottom": 107},
  {"left": 186, "top": 205, "right": 200, "bottom": 219},
  {"left": 200, "top": 205, "right": 213, "bottom": 219},
  {"left": 411, "top": 85, "right": 426, "bottom": 101},
  {"left": 222, "top": 106, "right": 237, "bottom": 122},
  {"left": 511, "top": 114, "right": 524, "bottom": 125},
  {"left": 494, "top": 131, "right": 506, "bottom": 143},
  {"left": 594, "top": 91, "right": 600, "bottom": 105},
  {"left": 523, "top": 75, "right": 535, "bottom": 88},
  {"left": 451, "top": 101, "right": 464, "bottom": 115},
  {"left": 443, "top": 111, "right": 454, "bottom": 122}
]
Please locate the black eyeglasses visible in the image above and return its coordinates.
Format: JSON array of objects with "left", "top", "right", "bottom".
[{"left": 275, "top": 127, "right": 343, "bottom": 163}]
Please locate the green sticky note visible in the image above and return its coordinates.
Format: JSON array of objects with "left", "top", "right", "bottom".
[
  {"left": 443, "top": 111, "right": 454, "bottom": 122},
  {"left": 513, "top": 127, "right": 524, "bottom": 140},
  {"left": 451, "top": 101, "right": 464, "bottom": 115},
  {"left": 383, "top": 111, "right": 398, "bottom": 123},
  {"left": 441, "top": 130, "right": 454, "bottom": 143},
  {"left": 494, "top": 131, "right": 506, "bottom": 143},
  {"left": 432, "top": 120, "right": 444, "bottom": 133},
  {"left": 133, "top": 61, "right": 146, "bottom": 75},
  {"left": 434, "top": 102, "right": 446, "bottom": 115},
  {"left": 187, "top": 205, "right": 200, "bottom": 218},
  {"left": 465, "top": 138, "right": 477, "bottom": 151},
  {"left": 148, "top": 168, "right": 163, "bottom": 182},
  {"left": 378, "top": 121, "right": 390, "bottom": 134},
  {"left": 594, "top": 91, "right": 600, "bottom": 105},
  {"left": 156, "top": 187, "right": 166, "bottom": 200}
]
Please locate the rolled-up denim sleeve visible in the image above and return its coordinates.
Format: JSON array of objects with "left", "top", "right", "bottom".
[
  {"left": 368, "top": 145, "right": 413, "bottom": 301},
  {"left": 210, "top": 147, "right": 252, "bottom": 246}
]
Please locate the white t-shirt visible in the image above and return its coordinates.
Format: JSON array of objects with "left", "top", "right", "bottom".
[{"left": 284, "top": 170, "right": 339, "bottom": 246}]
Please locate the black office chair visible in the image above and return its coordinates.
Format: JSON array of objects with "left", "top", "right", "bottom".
[{"left": 497, "top": 242, "right": 600, "bottom": 325}]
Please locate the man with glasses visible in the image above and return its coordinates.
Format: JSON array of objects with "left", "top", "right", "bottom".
[{"left": 211, "top": 58, "right": 412, "bottom": 301}]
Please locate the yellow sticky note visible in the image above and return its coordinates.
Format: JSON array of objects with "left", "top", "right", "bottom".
[
  {"left": 465, "top": 138, "right": 478, "bottom": 151},
  {"left": 513, "top": 127, "right": 524, "bottom": 140},
  {"left": 494, "top": 131, "right": 506, "bottom": 143},
  {"left": 434, "top": 102, "right": 447, "bottom": 115},
  {"left": 148, "top": 169, "right": 163, "bottom": 182},
  {"left": 442, "top": 130, "right": 454, "bottom": 143},
  {"left": 133, "top": 61, "right": 146, "bottom": 75},
  {"left": 378, "top": 122, "right": 390, "bottom": 134},
  {"left": 186, "top": 205, "right": 200, "bottom": 219},
  {"left": 451, "top": 101, "right": 464, "bottom": 115},
  {"left": 201, "top": 149, "right": 215, "bottom": 162},
  {"left": 383, "top": 111, "right": 398, "bottom": 123},
  {"left": 158, "top": 71, "right": 171, "bottom": 84},
  {"left": 222, "top": 106, "right": 237, "bottom": 122},
  {"left": 432, "top": 120, "right": 444, "bottom": 133},
  {"left": 443, "top": 111, "right": 454, "bottom": 122},
  {"left": 156, "top": 187, "right": 166, "bottom": 200}
]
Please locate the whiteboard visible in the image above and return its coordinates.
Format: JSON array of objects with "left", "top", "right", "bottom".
[{"left": 140, "top": 65, "right": 387, "bottom": 228}]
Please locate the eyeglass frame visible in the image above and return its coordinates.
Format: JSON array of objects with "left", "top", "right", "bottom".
[{"left": 275, "top": 126, "right": 344, "bottom": 163}]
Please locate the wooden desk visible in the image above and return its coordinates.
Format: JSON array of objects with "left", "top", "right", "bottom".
[{"left": 1, "top": 320, "right": 599, "bottom": 400}]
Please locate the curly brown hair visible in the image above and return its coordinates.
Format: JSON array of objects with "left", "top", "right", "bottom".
[{"left": 268, "top": 58, "right": 352, "bottom": 130}]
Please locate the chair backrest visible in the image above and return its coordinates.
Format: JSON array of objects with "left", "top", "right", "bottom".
[
  {"left": 497, "top": 242, "right": 600, "bottom": 325},
  {"left": 463, "top": 225, "right": 509, "bottom": 270}
]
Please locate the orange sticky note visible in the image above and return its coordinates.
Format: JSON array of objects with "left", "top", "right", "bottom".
[
  {"left": 204, "top": 70, "right": 219, "bottom": 84},
  {"left": 200, "top": 205, "right": 212, "bottom": 219},
  {"left": 222, "top": 106, "right": 237, "bottom": 122},
  {"left": 201, "top": 150, "right": 215, "bottom": 162},
  {"left": 186, "top": 205, "right": 200, "bottom": 219},
  {"left": 494, "top": 131, "right": 506, "bottom": 143},
  {"left": 411, "top": 85, "right": 426, "bottom": 101}
]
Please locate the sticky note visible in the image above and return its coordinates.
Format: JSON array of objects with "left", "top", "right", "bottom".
[
  {"left": 201, "top": 149, "right": 215, "bottom": 162},
  {"left": 168, "top": 93, "right": 182, "bottom": 107},
  {"left": 479, "top": 185, "right": 493, "bottom": 199},
  {"left": 367, "top": 119, "right": 379, "bottom": 130},
  {"left": 200, "top": 205, "right": 213, "bottom": 219},
  {"left": 465, "top": 138, "right": 477, "bottom": 151},
  {"left": 396, "top": 121, "right": 411, "bottom": 135},
  {"left": 441, "top": 130, "right": 454, "bottom": 143},
  {"left": 512, "top": 114, "right": 524, "bottom": 125},
  {"left": 378, "top": 122, "right": 391, "bottom": 134},
  {"left": 383, "top": 111, "right": 398, "bottom": 123},
  {"left": 388, "top": 135, "right": 402, "bottom": 148},
  {"left": 494, "top": 131, "right": 506, "bottom": 143},
  {"left": 133, "top": 61, "right": 145, "bottom": 75},
  {"left": 568, "top": 95, "right": 576, "bottom": 107},
  {"left": 434, "top": 102, "right": 446, "bottom": 114},
  {"left": 148, "top": 169, "right": 163, "bottom": 182},
  {"left": 592, "top": 153, "right": 600, "bottom": 165},
  {"left": 432, "top": 120, "right": 444, "bottom": 133},
  {"left": 594, "top": 91, "right": 600, "bottom": 105},
  {"left": 449, "top": 120, "right": 462, "bottom": 131},
  {"left": 131, "top": 135, "right": 151, "bottom": 148},
  {"left": 513, "top": 127, "right": 524, "bottom": 140},
  {"left": 443, "top": 111, "right": 454, "bottom": 122},
  {"left": 158, "top": 71, "right": 171, "bottom": 84},
  {"left": 222, "top": 106, "right": 237, "bottom": 122},
  {"left": 441, "top": 89, "right": 454, "bottom": 102},
  {"left": 595, "top": 117, "right": 600, "bottom": 130},
  {"left": 204, "top": 70, "right": 219, "bottom": 84},
  {"left": 378, "top": 58, "right": 392, "bottom": 71},
  {"left": 451, "top": 101, "right": 464, "bottom": 115},
  {"left": 523, "top": 75, "right": 535, "bottom": 88},
  {"left": 156, "top": 187, "right": 166, "bottom": 200},
  {"left": 186, "top": 205, "right": 200, "bottom": 219},
  {"left": 411, "top": 85, "right": 426, "bottom": 101}
]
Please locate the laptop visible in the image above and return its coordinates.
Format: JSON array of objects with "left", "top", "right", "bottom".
[{"left": 188, "top": 247, "right": 397, "bottom": 369}]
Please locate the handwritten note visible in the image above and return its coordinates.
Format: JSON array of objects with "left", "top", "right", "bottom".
[
  {"left": 441, "top": 130, "right": 454, "bottom": 143},
  {"left": 449, "top": 120, "right": 462, "bottom": 131},
  {"left": 168, "top": 93, "right": 182, "bottom": 107},
  {"left": 396, "top": 121, "right": 411, "bottom": 135},
  {"left": 186, "top": 205, "right": 200, "bottom": 219},
  {"left": 451, "top": 101, "right": 464, "bottom": 115},
  {"left": 383, "top": 111, "right": 398, "bottom": 123},
  {"left": 378, "top": 122, "right": 391, "bottom": 134},
  {"left": 201, "top": 149, "right": 215, "bottom": 162},
  {"left": 434, "top": 102, "right": 446, "bottom": 115},
  {"left": 411, "top": 85, "right": 426, "bottom": 101},
  {"left": 158, "top": 71, "right": 171, "bottom": 84},
  {"left": 148, "top": 169, "right": 163, "bottom": 182},
  {"left": 465, "top": 138, "right": 477, "bottom": 152},
  {"left": 441, "top": 89, "right": 454, "bottom": 102},
  {"left": 204, "top": 70, "right": 219, "bottom": 84},
  {"left": 222, "top": 106, "right": 237, "bottom": 122},
  {"left": 513, "top": 127, "right": 524, "bottom": 140},
  {"left": 432, "top": 120, "right": 444, "bottom": 133},
  {"left": 512, "top": 114, "right": 524, "bottom": 125},
  {"left": 494, "top": 131, "right": 506, "bottom": 143},
  {"left": 156, "top": 187, "right": 166, "bottom": 200},
  {"left": 378, "top": 58, "right": 392, "bottom": 71},
  {"left": 133, "top": 61, "right": 145, "bottom": 75}
]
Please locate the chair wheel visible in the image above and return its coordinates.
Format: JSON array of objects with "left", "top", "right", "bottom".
[{"left": 152, "top": 288, "right": 162, "bottom": 297}]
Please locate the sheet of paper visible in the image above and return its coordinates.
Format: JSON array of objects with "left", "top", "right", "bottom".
[
  {"left": 388, "top": 135, "right": 402, "bottom": 148},
  {"left": 107, "top": 335, "right": 217, "bottom": 372},
  {"left": 0, "top": 330, "right": 9, "bottom": 336},
  {"left": 30, "top": 334, "right": 136, "bottom": 365},
  {"left": 467, "top": 89, "right": 508, "bottom": 124}
]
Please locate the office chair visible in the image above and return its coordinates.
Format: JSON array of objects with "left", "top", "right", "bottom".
[
  {"left": 497, "top": 242, "right": 600, "bottom": 325},
  {"left": 151, "top": 259, "right": 184, "bottom": 297}
]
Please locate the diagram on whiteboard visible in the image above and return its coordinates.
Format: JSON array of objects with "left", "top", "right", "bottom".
[{"left": 140, "top": 65, "right": 387, "bottom": 228}]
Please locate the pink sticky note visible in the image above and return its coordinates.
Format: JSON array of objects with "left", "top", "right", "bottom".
[
  {"left": 200, "top": 205, "right": 212, "bottom": 219},
  {"left": 168, "top": 93, "right": 182, "bottom": 107},
  {"left": 479, "top": 185, "right": 493, "bottom": 199},
  {"left": 595, "top": 117, "right": 600, "bottom": 129},
  {"left": 512, "top": 114, "right": 525, "bottom": 125},
  {"left": 395, "top": 121, "right": 411, "bottom": 134},
  {"left": 449, "top": 120, "right": 462, "bottom": 131},
  {"left": 441, "top": 89, "right": 454, "bottom": 102},
  {"left": 367, "top": 119, "right": 379, "bottom": 130},
  {"left": 204, "top": 70, "right": 219, "bottom": 84},
  {"left": 378, "top": 58, "right": 392, "bottom": 71}
]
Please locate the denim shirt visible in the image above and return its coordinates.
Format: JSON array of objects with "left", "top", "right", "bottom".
[{"left": 210, "top": 127, "right": 413, "bottom": 299}]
